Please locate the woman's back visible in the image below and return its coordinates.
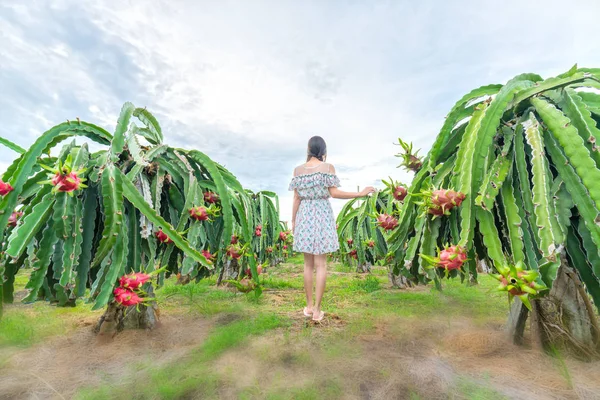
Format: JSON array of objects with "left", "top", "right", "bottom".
[{"left": 290, "top": 162, "right": 339, "bottom": 200}]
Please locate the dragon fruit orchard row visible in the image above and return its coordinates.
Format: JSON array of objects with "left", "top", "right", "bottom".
[{"left": 0, "top": 102, "right": 285, "bottom": 321}]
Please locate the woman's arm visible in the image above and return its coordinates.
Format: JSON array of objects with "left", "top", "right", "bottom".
[
  {"left": 329, "top": 187, "right": 375, "bottom": 199},
  {"left": 291, "top": 189, "right": 301, "bottom": 232}
]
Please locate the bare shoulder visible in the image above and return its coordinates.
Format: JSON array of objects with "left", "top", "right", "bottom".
[{"left": 327, "top": 163, "right": 336, "bottom": 174}]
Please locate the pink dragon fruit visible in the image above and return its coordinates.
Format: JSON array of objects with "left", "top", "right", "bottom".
[
  {"left": 204, "top": 191, "right": 219, "bottom": 204},
  {"left": 155, "top": 229, "right": 172, "bottom": 244},
  {"left": 393, "top": 186, "right": 407, "bottom": 202},
  {"left": 376, "top": 214, "right": 399, "bottom": 231},
  {"left": 8, "top": 211, "right": 23, "bottom": 227},
  {"left": 437, "top": 245, "right": 467, "bottom": 271},
  {"left": 0, "top": 180, "right": 13, "bottom": 196}
]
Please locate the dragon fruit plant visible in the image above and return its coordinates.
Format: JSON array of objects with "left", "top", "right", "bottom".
[
  {"left": 385, "top": 65, "right": 600, "bottom": 353},
  {"left": 0, "top": 102, "right": 280, "bottom": 321}
]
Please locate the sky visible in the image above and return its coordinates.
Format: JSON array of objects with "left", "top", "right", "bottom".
[{"left": 1, "top": 0, "right": 600, "bottom": 223}]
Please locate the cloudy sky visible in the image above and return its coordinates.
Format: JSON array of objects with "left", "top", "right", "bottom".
[{"left": 1, "top": 0, "right": 600, "bottom": 222}]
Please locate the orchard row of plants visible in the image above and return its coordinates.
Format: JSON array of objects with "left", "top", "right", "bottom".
[
  {"left": 0, "top": 103, "right": 292, "bottom": 322},
  {"left": 338, "top": 65, "right": 600, "bottom": 355}
]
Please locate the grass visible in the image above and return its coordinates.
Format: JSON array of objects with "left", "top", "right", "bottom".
[{"left": 2, "top": 260, "right": 519, "bottom": 399}]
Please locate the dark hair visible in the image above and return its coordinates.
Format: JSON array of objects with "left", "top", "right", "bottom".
[{"left": 307, "top": 136, "right": 327, "bottom": 162}]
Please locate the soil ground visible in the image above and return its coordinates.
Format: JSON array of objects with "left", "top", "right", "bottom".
[{"left": 2, "top": 256, "right": 600, "bottom": 399}]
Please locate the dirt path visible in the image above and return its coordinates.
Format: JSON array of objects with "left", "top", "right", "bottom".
[{"left": 0, "top": 314, "right": 212, "bottom": 399}]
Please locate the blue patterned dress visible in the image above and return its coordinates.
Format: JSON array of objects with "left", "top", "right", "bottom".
[{"left": 288, "top": 163, "right": 341, "bottom": 255}]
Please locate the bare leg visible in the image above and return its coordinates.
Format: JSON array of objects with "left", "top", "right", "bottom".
[
  {"left": 313, "top": 254, "right": 327, "bottom": 316},
  {"left": 303, "top": 253, "right": 315, "bottom": 313}
]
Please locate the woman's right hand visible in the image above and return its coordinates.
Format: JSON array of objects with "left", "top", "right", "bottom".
[{"left": 359, "top": 186, "right": 376, "bottom": 197}]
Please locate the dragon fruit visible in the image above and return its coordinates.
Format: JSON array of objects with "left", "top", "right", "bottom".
[
  {"left": 155, "top": 229, "right": 172, "bottom": 244},
  {"left": 231, "top": 235, "right": 239, "bottom": 245},
  {"left": 348, "top": 249, "right": 358, "bottom": 259},
  {"left": 347, "top": 238, "right": 353, "bottom": 246},
  {"left": 395, "top": 138, "right": 423, "bottom": 173},
  {"left": 189, "top": 206, "right": 209, "bottom": 221},
  {"left": 431, "top": 189, "right": 465, "bottom": 213},
  {"left": 119, "top": 273, "right": 151, "bottom": 290},
  {"left": 202, "top": 250, "right": 214, "bottom": 263},
  {"left": 227, "top": 244, "right": 244, "bottom": 259},
  {"left": 491, "top": 262, "right": 547, "bottom": 310},
  {"left": 204, "top": 191, "right": 219, "bottom": 204},
  {"left": 283, "top": 245, "right": 288, "bottom": 250},
  {"left": 0, "top": 180, "right": 14, "bottom": 196},
  {"left": 52, "top": 171, "right": 84, "bottom": 193},
  {"left": 366, "top": 239, "right": 375, "bottom": 248},
  {"left": 7, "top": 211, "right": 23, "bottom": 227},
  {"left": 437, "top": 245, "right": 467, "bottom": 271},
  {"left": 255, "top": 227, "right": 262, "bottom": 237},
  {"left": 279, "top": 231, "right": 290, "bottom": 242},
  {"left": 114, "top": 287, "right": 143, "bottom": 307},
  {"left": 393, "top": 186, "right": 408, "bottom": 202},
  {"left": 376, "top": 214, "right": 399, "bottom": 231},
  {"left": 266, "top": 246, "right": 273, "bottom": 254}
]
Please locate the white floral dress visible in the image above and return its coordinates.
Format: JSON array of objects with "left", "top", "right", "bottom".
[{"left": 288, "top": 163, "right": 341, "bottom": 255}]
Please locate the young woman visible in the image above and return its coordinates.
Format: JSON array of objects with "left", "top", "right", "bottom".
[{"left": 288, "top": 136, "right": 375, "bottom": 321}]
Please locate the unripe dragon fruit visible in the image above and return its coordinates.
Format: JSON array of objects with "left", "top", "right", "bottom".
[
  {"left": 0, "top": 180, "right": 14, "bottom": 196},
  {"left": 204, "top": 191, "right": 219, "bottom": 204},
  {"left": 155, "top": 229, "right": 172, "bottom": 244},
  {"left": 437, "top": 245, "right": 467, "bottom": 271},
  {"left": 376, "top": 214, "right": 399, "bottom": 231},
  {"left": 8, "top": 211, "right": 23, "bottom": 227},
  {"left": 491, "top": 261, "right": 547, "bottom": 310}
]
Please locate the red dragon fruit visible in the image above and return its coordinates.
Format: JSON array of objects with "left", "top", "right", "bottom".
[
  {"left": 347, "top": 238, "right": 353, "bottom": 246},
  {"left": 119, "top": 272, "right": 151, "bottom": 290},
  {"left": 114, "top": 287, "right": 143, "bottom": 307},
  {"left": 283, "top": 245, "right": 288, "bottom": 250},
  {"left": 428, "top": 189, "right": 466, "bottom": 216},
  {"left": 393, "top": 186, "right": 408, "bottom": 202},
  {"left": 202, "top": 250, "right": 214, "bottom": 263},
  {"left": 231, "top": 235, "right": 239, "bottom": 245},
  {"left": 0, "top": 180, "right": 14, "bottom": 196},
  {"left": 437, "top": 245, "right": 467, "bottom": 271},
  {"left": 376, "top": 214, "right": 399, "bottom": 231},
  {"left": 7, "top": 211, "right": 23, "bottom": 227},
  {"left": 52, "top": 171, "right": 84, "bottom": 193},
  {"left": 155, "top": 229, "right": 172, "bottom": 244},
  {"left": 279, "top": 231, "right": 288, "bottom": 242},
  {"left": 189, "top": 206, "right": 209, "bottom": 221},
  {"left": 366, "top": 239, "right": 375, "bottom": 248},
  {"left": 204, "top": 191, "right": 219, "bottom": 204},
  {"left": 227, "top": 244, "right": 244, "bottom": 259},
  {"left": 255, "top": 226, "right": 262, "bottom": 237},
  {"left": 348, "top": 249, "right": 358, "bottom": 259}
]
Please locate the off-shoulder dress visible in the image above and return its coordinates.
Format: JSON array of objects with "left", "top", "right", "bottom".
[{"left": 288, "top": 162, "right": 341, "bottom": 255}]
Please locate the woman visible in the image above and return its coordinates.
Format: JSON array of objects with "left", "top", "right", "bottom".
[{"left": 288, "top": 136, "right": 375, "bottom": 321}]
